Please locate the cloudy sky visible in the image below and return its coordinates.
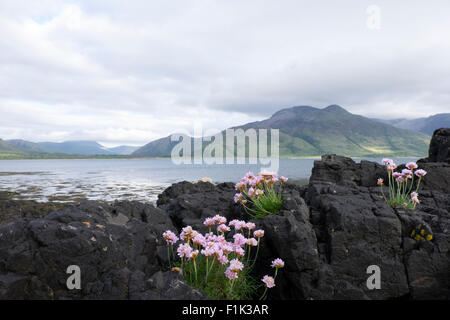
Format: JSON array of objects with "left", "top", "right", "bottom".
[{"left": 1, "top": 0, "right": 449, "bottom": 146}]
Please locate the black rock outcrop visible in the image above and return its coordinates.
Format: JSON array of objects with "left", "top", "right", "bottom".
[
  {"left": 153, "top": 129, "right": 450, "bottom": 299},
  {"left": 0, "top": 201, "right": 205, "bottom": 299},
  {"left": 421, "top": 128, "right": 450, "bottom": 163}
]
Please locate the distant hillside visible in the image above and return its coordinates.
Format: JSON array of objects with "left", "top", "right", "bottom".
[
  {"left": 6, "top": 139, "right": 52, "bottom": 153},
  {"left": 107, "top": 145, "right": 140, "bottom": 155},
  {"left": 0, "top": 139, "right": 30, "bottom": 158},
  {"left": 133, "top": 105, "right": 431, "bottom": 158},
  {"left": 375, "top": 113, "right": 450, "bottom": 136},
  {"left": 0, "top": 139, "right": 140, "bottom": 159},
  {"left": 132, "top": 136, "right": 184, "bottom": 157},
  {"left": 37, "top": 141, "right": 113, "bottom": 155}
]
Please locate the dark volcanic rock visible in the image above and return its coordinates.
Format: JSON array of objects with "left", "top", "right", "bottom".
[
  {"left": 155, "top": 165, "right": 449, "bottom": 300},
  {"left": 0, "top": 200, "right": 203, "bottom": 299},
  {"left": 157, "top": 181, "right": 242, "bottom": 233},
  {"left": 301, "top": 154, "right": 450, "bottom": 299},
  {"left": 0, "top": 197, "right": 66, "bottom": 224},
  {"left": 414, "top": 162, "right": 450, "bottom": 193},
  {"left": 310, "top": 154, "right": 387, "bottom": 187},
  {"left": 130, "top": 271, "right": 208, "bottom": 300},
  {"left": 420, "top": 128, "right": 450, "bottom": 163}
]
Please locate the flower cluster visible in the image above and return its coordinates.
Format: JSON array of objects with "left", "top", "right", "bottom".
[
  {"left": 260, "top": 257, "right": 285, "bottom": 299},
  {"left": 378, "top": 159, "right": 427, "bottom": 209},
  {"left": 234, "top": 171, "right": 288, "bottom": 218},
  {"left": 162, "top": 215, "right": 284, "bottom": 300}
]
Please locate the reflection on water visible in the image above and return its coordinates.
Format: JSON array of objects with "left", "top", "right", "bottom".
[{"left": 0, "top": 157, "right": 418, "bottom": 203}]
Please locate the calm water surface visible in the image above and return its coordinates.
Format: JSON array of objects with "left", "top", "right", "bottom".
[{"left": 0, "top": 158, "right": 418, "bottom": 203}]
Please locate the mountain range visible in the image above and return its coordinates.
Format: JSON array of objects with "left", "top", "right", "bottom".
[
  {"left": 0, "top": 139, "right": 139, "bottom": 159},
  {"left": 373, "top": 113, "right": 450, "bottom": 136},
  {"left": 132, "top": 105, "right": 432, "bottom": 158},
  {"left": 1, "top": 105, "right": 449, "bottom": 159}
]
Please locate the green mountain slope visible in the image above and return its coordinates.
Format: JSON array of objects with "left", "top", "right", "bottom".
[
  {"left": 132, "top": 136, "right": 180, "bottom": 157},
  {"left": 133, "top": 105, "right": 431, "bottom": 158},
  {"left": 6, "top": 139, "right": 52, "bottom": 153},
  {"left": 0, "top": 139, "right": 30, "bottom": 158},
  {"left": 242, "top": 105, "right": 430, "bottom": 157}
]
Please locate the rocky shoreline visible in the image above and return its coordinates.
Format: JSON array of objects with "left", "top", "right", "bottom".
[{"left": 0, "top": 129, "right": 449, "bottom": 300}]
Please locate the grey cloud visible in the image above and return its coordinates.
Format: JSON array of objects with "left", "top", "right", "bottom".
[{"left": 1, "top": 0, "right": 450, "bottom": 145}]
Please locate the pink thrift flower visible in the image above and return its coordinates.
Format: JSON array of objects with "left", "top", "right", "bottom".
[
  {"left": 177, "top": 243, "right": 193, "bottom": 258},
  {"left": 401, "top": 169, "right": 412, "bottom": 178},
  {"left": 203, "top": 217, "right": 215, "bottom": 227},
  {"left": 262, "top": 275, "right": 275, "bottom": 288},
  {"left": 244, "top": 222, "right": 256, "bottom": 230},
  {"left": 180, "top": 226, "right": 197, "bottom": 241},
  {"left": 246, "top": 238, "right": 258, "bottom": 246},
  {"left": 202, "top": 246, "right": 216, "bottom": 257},
  {"left": 271, "top": 258, "right": 285, "bottom": 268},
  {"left": 253, "top": 230, "right": 265, "bottom": 238},
  {"left": 225, "top": 268, "right": 238, "bottom": 280},
  {"left": 393, "top": 172, "right": 401, "bottom": 179},
  {"left": 229, "top": 219, "right": 239, "bottom": 227},
  {"left": 377, "top": 178, "right": 384, "bottom": 186},
  {"left": 189, "top": 250, "right": 199, "bottom": 260},
  {"left": 215, "top": 235, "right": 226, "bottom": 243},
  {"left": 233, "top": 245, "right": 245, "bottom": 257},
  {"left": 162, "top": 230, "right": 179, "bottom": 245},
  {"left": 260, "top": 170, "right": 277, "bottom": 177},
  {"left": 240, "top": 177, "right": 249, "bottom": 186},
  {"left": 415, "top": 169, "right": 427, "bottom": 178},
  {"left": 233, "top": 233, "right": 247, "bottom": 247},
  {"left": 280, "top": 176, "right": 288, "bottom": 183},
  {"left": 387, "top": 163, "right": 397, "bottom": 171},
  {"left": 213, "top": 214, "right": 227, "bottom": 225},
  {"left": 248, "top": 187, "right": 255, "bottom": 198},
  {"left": 235, "top": 182, "right": 245, "bottom": 191},
  {"left": 228, "top": 259, "right": 244, "bottom": 272},
  {"left": 218, "top": 224, "right": 230, "bottom": 233},
  {"left": 255, "top": 189, "right": 264, "bottom": 196},
  {"left": 221, "top": 243, "right": 233, "bottom": 255},
  {"left": 411, "top": 192, "right": 418, "bottom": 199},
  {"left": 218, "top": 255, "right": 229, "bottom": 265},
  {"left": 245, "top": 171, "right": 255, "bottom": 178},
  {"left": 230, "top": 220, "right": 246, "bottom": 231},
  {"left": 192, "top": 234, "right": 206, "bottom": 246},
  {"left": 234, "top": 193, "right": 243, "bottom": 203},
  {"left": 382, "top": 158, "right": 394, "bottom": 166},
  {"left": 406, "top": 162, "right": 418, "bottom": 170}
]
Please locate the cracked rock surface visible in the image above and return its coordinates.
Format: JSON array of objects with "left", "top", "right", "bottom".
[{"left": 0, "top": 201, "right": 206, "bottom": 299}]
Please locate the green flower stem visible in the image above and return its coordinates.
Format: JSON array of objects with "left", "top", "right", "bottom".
[
  {"left": 205, "top": 257, "right": 209, "bottom": 282},
  {"left": 415, "top": 177, "right": 422, "bottom": 192},
  {"left": 167, "top": 244, "right": 171, "bottom": 268},
  {"left": 259, "top": 287, "right": 268, "bottom": 300},
  {"left": 406, "top": 172, "right": 415, "bottom": 197},
  {"left": 208, "top": 256, "right": 216, "bottom": 275},
  {"left": 250, "top": 239, "right": 261, "bottom": 269},
  {"left": 193, "top": 259, "right": 198, "bottom": 283}
]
